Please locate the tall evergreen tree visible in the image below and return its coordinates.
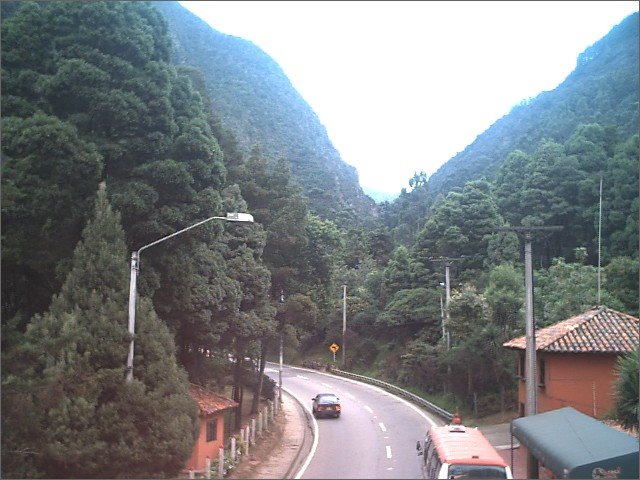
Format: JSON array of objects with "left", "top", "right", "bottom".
[
  {"left": 1, "top": 184, "right": 198, "bottom": 478},
  {"left": 1, "top": 113, "right": 103, "bottom": 323}
]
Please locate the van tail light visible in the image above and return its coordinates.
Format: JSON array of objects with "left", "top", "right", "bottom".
[{"left": 336, "top": 405, "right": 341, "bottom": 411}]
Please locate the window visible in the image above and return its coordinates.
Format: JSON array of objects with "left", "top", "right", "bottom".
[
  {"left": 206, "top": 419, "right": 218, "bottom": 442},
  {"left": 448, "top": 464, "right": 507, "bottom": 478},
  {"left": 518, "top": 354, "right": 525, "bottom": 379},
  {"left": 538, "top": 359, "right": 546, "bottom": 388}
]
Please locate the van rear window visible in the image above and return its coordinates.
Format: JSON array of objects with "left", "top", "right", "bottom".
[{"left": 448, "top": 464, "right": 507, "bottom": 478}]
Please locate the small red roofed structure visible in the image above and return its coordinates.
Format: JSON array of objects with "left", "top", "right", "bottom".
[
  {"left": 503, "top": 306, "right": 638, "bottom": 419},
  {"left": 185, "top": 384, "right": 238, "bottom": 472}
]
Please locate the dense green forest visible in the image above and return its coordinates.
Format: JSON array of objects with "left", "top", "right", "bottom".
[{"left": 1, "top": 2, "right": 637, "bottom": 478}]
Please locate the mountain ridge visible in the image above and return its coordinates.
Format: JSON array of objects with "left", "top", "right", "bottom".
[
  {"left": 425, "top": 11, "right": 639, "bottom": 201},
  {"left": 153, "top": 1, "right": 377, "bottom": 223}
]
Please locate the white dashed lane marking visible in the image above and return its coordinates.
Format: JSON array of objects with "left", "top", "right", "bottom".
[
  {"left": 364, "top": 405, "right": 374, "bottom": 414},
  {"left": 379, "top": 422, "right": 387, "bottom": 432},
  {"left": 386, "top": 446, "right": 392, "bottom": 459}
]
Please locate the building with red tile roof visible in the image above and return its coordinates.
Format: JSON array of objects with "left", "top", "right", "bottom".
[
  {"left": 503, "top": 306, "right": 638, "bottom": 419},
  {"left": 185, "top": 384, "right": 238, "bottom": 473}
]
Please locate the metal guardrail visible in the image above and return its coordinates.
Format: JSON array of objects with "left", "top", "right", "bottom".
[{"left": 330, "top": 368, "right": 454, "bottom": 422}]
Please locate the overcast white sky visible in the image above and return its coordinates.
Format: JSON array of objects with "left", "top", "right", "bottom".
[{"left": 179, "top": 1, "right": 638, "bottom": 199}]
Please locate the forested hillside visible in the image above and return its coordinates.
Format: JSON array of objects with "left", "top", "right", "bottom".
[
  {"left": 152, "top": 1, "right": 377, "bottom": 225},
  {"left": 426, "top": 12, "right": 639, "bottom": 201},
  {"left": 1, "top": 3, "right": 637, "bottom": 478}
]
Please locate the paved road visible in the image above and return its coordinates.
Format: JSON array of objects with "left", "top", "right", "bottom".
[{"left": 266, "top": 364, "right": 445, "bottom": 479}]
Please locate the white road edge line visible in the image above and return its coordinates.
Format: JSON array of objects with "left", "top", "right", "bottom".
[
  {"left": 386, "top": 445, "right": 392, "bottom": 459},
  {"left": 269, "top": 362, "right": 441, "bottom": 478},
  {"left": 280, "top": 385, "right": 319, "bottom": 480}
]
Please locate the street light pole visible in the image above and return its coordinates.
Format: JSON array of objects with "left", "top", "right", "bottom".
[
  {"left": 126, "top": 251, "right": 139, "bottom": 383},
  {"left": 444, "top": 261, "right": 451, "bottom": 351},
  {"left": 126, "top": 212, "right": 254, "bottom": 383},
  {"left": 279, "top": 289, "right": 285, "bottom": 404},
  {"left": 342, "top": 284, "right": 347, "bottom": 368}
]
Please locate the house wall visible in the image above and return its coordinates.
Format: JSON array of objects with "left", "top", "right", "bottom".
[
  {"left": 184, "top": 412, "right": 226, "bottom": 471},
  {"left": 516, "top": 352, "right": 619, "bottom": 419}
]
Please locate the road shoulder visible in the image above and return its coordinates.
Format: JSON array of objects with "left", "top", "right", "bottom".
[{"left": 228, "top": 390, "right": 313, "bottom": 479}]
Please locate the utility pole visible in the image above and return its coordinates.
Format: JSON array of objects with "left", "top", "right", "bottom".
[
  {"left": 430, "top": 256, "right": 464, "bottom": 396},
  {"left": 439, "top": 283, "right": 445, "bottom": 343},
  {"left": 278, "top": 289, "right": 285, "bottom": 404},
  {"left": 495, "top": 225, "right": 562, "bottom": 479},
  {"left": 429, "top": 256, "right": 464, "bottom": 351},
  {"left": 444, "top": 261, "right": 452, "bottom": 351},
  {"left": 342, "top": 284, "right": 347, "bottom": 368}
]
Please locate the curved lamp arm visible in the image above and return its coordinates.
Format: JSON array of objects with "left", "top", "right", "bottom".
[{"left": 126, "top": 212, "right": 253, "bottom": 382}]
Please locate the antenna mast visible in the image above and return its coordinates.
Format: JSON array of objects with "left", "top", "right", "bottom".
[{"left": 597, "top": 176, "right": 603, "bottom": 306}]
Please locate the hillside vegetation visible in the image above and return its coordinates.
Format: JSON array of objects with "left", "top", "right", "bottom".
[{"left": 1, "top": 2, "right": 637, "bottom": 477}]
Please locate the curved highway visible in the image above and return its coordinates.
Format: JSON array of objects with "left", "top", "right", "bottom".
[{"left": 265, "top": 363, "right": 445, "bottom": 479}]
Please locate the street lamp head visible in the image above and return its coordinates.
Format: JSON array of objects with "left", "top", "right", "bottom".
[{"left": 226, "top": 212, "right": 254, "bottom": 223}]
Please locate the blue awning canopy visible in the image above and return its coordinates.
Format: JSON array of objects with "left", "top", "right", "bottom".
[{"left": 511, "top": 407, "right": 639, "bottom": 479}]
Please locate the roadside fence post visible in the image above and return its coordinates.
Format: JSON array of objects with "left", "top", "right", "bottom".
[
  {"left": 262, "top": 406, "right": 266, "bottom": 430},
  {"left": 243, "top": 426, "right": 250, "bottom": 456},
  {"left": 205, "top": 456, "right": 211, "bottom": 479},
  {"left": 250, "top": 418, "right": 256, "bottom": 445},
  {"left": 217, "top": 448, "right": 224, "bottom": 479},
  {"left": 257, "top": 411, "right": 263, "bottom": 437},
  {"left": 231, "top": 436, "right": 237, "bottom": 462}
]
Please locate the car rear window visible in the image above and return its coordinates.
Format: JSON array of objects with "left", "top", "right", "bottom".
[{"left": 318, "top": 395, "right": 339, "bottom": 404}]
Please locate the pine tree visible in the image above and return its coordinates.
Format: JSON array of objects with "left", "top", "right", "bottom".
[{"left": 2, "top": 184, "right": 198, "bottom": 478}]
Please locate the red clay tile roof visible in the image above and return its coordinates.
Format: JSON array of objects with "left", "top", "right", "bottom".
[
  {"left": 189, "top": 384, "right": 238, "bottom": 415},
  {"left": 503, "top": 306, "right": 639, "bottom": 353}
]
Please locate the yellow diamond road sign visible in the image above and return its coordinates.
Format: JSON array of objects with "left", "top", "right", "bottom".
[{"left": 330, "top": 343, "right": 339, "bottom": 353}]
